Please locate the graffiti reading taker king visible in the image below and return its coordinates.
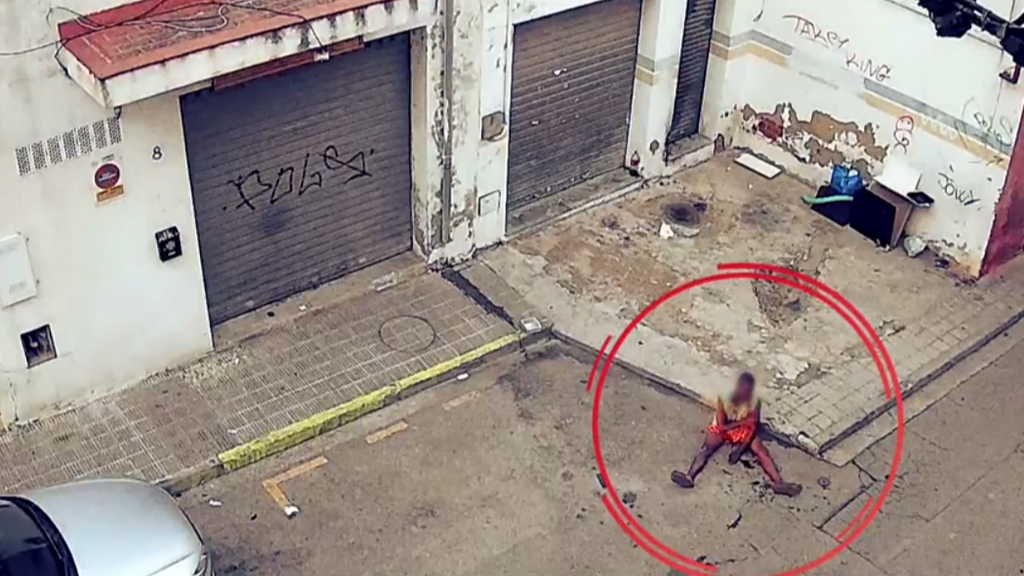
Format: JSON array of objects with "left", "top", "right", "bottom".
[{"left": 227, "top": 145, "right": 374, "bottom": 211}]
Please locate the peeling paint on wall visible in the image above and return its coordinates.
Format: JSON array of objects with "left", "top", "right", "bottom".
[{"left": 740, "top": 102, "right": 886, "bottom": 178}]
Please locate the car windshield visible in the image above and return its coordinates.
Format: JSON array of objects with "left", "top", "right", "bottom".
[{"left": 0, "top": 498, "right": 65, "bottom": 576}]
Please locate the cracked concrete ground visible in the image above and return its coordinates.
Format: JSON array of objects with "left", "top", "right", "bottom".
[
  {"left": 179, "top": 336, "right": 1024, "bottom": 576},
  {"left": 480, "top": 153, "right": 1024, "bottom": 454},
  {"left": 180, "top": 342, "right": 874, "bottom": 576}
]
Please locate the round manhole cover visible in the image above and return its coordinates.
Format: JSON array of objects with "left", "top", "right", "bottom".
[
  {"left": 379, "top": 315, "right": 437, "bottom": 353},
  {"left": 662, "top": 201, "right": 705, "bottom": 226}
]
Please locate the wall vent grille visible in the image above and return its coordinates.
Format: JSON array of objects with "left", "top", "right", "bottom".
[{"left": 14, "top": 115, "right": 122, "bottom": 177}]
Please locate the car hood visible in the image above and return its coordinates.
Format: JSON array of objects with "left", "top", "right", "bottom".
[{"left": 23, "top": 479, "right": 202, "bottom": 576}]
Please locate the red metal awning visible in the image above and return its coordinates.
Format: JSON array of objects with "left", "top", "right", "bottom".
[
  {"left": 55, "top": 0, "right": 404, "bottom": 107},
  {"left": 59, "top": 0, "right": 381, "bottom": 79}
]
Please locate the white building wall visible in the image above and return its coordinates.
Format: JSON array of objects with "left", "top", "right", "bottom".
[
  {"left": 625, "top": 0, "right": 689, "bottom": 177},
  {"left": 0, "top": 0, "right": 689, "bottom": 422},
  {"left": 0, "top": 0, "right": 213, "bottom": 424},
  {"left": 703, "top": 0, "right": 1024, "bottom": 275},
  {"left": 0, "top": 0, "right": 455, "bottom": 424}
]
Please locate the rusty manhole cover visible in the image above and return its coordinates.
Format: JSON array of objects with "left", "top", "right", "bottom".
[
  {"left": 662, "top": 200, "right": 706, "bottom": 237},
  {"left": 378, "top": 315, "right": 437, "bottom": 353},
  {"left": 662, "top": 201, "right": 705, "bottom": 226}
]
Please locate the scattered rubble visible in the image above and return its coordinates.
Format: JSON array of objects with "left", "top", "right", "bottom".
[
  {"left": 727, "top": 510, "right": 743, "bottom": 529},
  {"left": 621, "top": 491, "right": 637, "bottom": 508}
]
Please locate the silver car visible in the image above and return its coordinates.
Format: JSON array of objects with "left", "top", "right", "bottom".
[{"left": 2, "top": 478, "right": 213, "bottom": 576}]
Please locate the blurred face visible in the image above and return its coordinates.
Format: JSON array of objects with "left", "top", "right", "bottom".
[{"left": 735, "top": 378, "right": 754, "bottom": 401}]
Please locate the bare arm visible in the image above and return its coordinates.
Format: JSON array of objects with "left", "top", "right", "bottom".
[{"left": 715, "top": 400, "right": 727, "bottom": 427}]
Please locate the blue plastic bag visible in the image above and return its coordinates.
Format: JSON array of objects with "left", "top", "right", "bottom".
[{"left": 829, "top": 165, "right": 863, "bottom": 197}]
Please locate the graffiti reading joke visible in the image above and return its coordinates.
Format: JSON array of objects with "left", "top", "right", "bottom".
[
  {"left": 937, "top": 166, "right": 980, "bottom": 208},
  {"left": 227, "top": 145, "right": 374, "bottom": 211},
  {"left": 782, "top": 15, "right": 893, "bottom": 83}
]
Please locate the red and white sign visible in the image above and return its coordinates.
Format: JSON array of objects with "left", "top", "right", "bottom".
[{"left": 94, "top": 163, "right": 121, "bottom": 190}]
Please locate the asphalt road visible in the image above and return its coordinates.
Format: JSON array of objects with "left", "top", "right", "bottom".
[{"left": 178, "top": 339, "right": 1024, "bottom": 576}]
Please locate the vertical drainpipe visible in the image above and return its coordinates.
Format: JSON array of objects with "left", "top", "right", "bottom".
[{"left": 441, "top": 0, "right": 456, "bottom": 245}]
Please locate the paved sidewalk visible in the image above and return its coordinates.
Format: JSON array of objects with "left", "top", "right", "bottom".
[
  {"left": 479, "top": 153, "right": 1024, "bottom": 458},
  {"left": 821, "top": 329, "right": 1024, "bottom": 576},
  {"left": 0, "top": 270, "right": 516, "bottom": 493}
]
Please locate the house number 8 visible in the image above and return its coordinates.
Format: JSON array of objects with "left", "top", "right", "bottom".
[{"left": 152, "top": 146, "right": 163, "bottom": 161}]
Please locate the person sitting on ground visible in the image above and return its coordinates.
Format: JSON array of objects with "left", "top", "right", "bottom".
[{"left": 670, "top": 372, "right": 803, "bottom": 497}]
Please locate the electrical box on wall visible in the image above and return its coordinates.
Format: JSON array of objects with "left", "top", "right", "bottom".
[
  {"left": 155, "top": 226, "right": 182, "bottom": 262},
  {"left": 478, "top": 190, "right": 501, "bottom": 216},
  {"left": 0, "top": 233, "right": 37, "bottom": 307},
  {"left": 481, "top": 111, "right": 507, "bottom": 142}
]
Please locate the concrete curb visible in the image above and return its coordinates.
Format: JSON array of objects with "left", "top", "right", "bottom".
[
  {"left": 817, "top": 305, "right": 1024, "bottom": 455},
  {"left": 551, "top": 306, "right": 1024, "bottom": 460},
  {"left": 550, "top": 329, "right": 806, "bottom": 451},
  {"left": 154, "top": 331, "right": 534, "bottom": 497},
  {"left": 551, "top": 328, "right": 717, "bottom": 407}
]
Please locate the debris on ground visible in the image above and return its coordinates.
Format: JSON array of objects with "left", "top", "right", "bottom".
[
  {"left": 750, "top": 480, "right": 774, "bottom": 503},
  {"left": 727, "top": 510, "right": 743, "bottom": 529},
  {"left": 456, "top": 373, "right": 469, "bottom": 381},
  {"left": 903, "top": 235, "right": 927, "bottom": 258},
  {"left": 372, "top": 271, "right": 399, "bottom": 292},
  {"left": 601, "top": 215, "right": 620, "bottom": 230},
  {"left": 284, "top": 505, "right": 300, "bottom": 518},
  {"left": 596, "top": 473, "right": 607, "bottom": 489},
  {"left": 659, "top": 222, "right": 675, "bottom": 239},
  {"left": 207, "top": 499, "right": 223, "bottom": 507},
  {"left": 520, "top": 316, "right": 543, "bottom": 333},
  {"left": 877, "top": 319, "right": 906, "bottom": 338},
  {"left": 734, "top": 152, "right": 782, "bottom": 179},
  {"left": 622, "top": 491, "right": 637, "bottom": 508},
  {"left": 935, "top": 257, "right": 951, "bottom": 270}
]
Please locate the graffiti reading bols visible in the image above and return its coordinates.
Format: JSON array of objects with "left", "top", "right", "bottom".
[
  {"left": 227, "top": 146, "right": 375, "bottom": 212},
  {"left": 94, "top": 163, "right": 121, "bottom": 189}
]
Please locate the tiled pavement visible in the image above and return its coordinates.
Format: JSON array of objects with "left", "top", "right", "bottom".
[
  {"left": 0, "top": 271, "right": 516, "bottom": 493},
  {"left": 765, "top": 262, "right": 1024, "bottom": 454}
]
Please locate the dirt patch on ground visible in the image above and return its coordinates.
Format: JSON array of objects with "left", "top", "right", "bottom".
[
  {"left": 504, "top": 153, "right": 976, "bottom": 397},
  {"left": 516, "top": 212, "right": 681, "bottom": 309}
]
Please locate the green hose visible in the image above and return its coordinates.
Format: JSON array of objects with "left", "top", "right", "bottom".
[{"left": 801, "top": 194, "right": 853, "bottom": 205}]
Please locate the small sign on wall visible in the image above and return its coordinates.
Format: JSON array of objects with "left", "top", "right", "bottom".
[
  {"left": 155, "top": 226, "right": 182, "bottom": 262},
  {"left": 94, "top": 160, "right": 125, "bottom": 204}
]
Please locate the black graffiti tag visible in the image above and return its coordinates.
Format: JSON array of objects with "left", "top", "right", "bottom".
[
  {"left": 321, "top": 146, "right": 373, "bottom": 183},
  {"left": 227, "top": 145, "right": 374, "bottom": 211},
  {"left": 938, "top": 166, "right": 980, "bottom": 208}
]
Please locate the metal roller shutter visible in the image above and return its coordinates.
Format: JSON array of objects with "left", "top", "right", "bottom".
[
  {"left": 667, "top": 0, "right": 717, "bottom": 143},
  {"left": 181, "top": 35, "right": 412, "bottom": 326},
  {"left": 507, "top": 0, "right": 642, "bottom": 211}
]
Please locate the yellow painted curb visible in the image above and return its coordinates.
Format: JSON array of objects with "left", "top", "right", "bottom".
[{"left": 217, "top": 332, "right": 524, "bottom": 472}]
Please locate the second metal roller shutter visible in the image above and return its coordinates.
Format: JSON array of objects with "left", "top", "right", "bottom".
[
  {"left": 507, "top": 0, "right": 642, "bottom": 211},
  {"left": 181, "top": 35, "right": 412, "bottom": 326},
  {"left": 668, "top": 0, "right": 717, "bottom": 143}
]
